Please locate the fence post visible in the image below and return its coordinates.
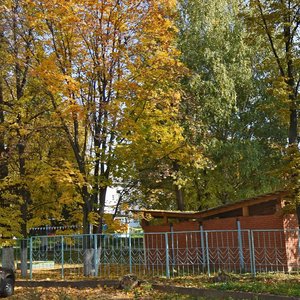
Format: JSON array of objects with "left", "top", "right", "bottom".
[
  {"left": 205, "top": 231, "right": 210, "bottom": 276},
  {"left": 61, "top": 236, "right": 64, "bottom": 279},
  {"left": 143, "top": 233, "right": 147, "bottom": 275},
  {"left": 94, "top": 234, "right": 98, "bottom": 277},
  {"left": 29, "top": 237, "right": 33, "bottom": 280},
  {"left": 165, "top": 232, "right": 170, "bottom": 278},
  {"left": 200, "top": 225, "right": 206, "bottom": 270},
  {"left": 249, "top": 230, "right": 256, "bottom": 277},
  {"left": 129, "top": 233, "right": 132, "bottom": 273},
  {"left": 237, "top": 220, "right": 245, "bottom": 271},
  {"left": 170, "top": 224, "right": 175, "bottom": 273}
]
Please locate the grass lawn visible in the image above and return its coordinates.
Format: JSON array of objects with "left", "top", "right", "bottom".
[{"left": 155, "top": 272, "right": 300, "bottom": 297}]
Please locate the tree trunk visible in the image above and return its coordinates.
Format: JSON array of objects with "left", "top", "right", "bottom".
[
  {"left": 20, "top": 214, "right": 28, "bottom": 278},
  {"left": 283, "top": 11, "right": 298, "bottom": 146},
  {"left": 0, "top": 76, "right": 8, "bottom": 181},
  {"left": 283, "top": 18, "right": 299, "bottom": 223},
  {"left": 18, "top": 137, "right": 30, "bottom": 278},
  {"left": 0, "top": 67, "right": 8, "bottom": 211},
  {"left": 289, "top": 108, "right": 298, "bottom": 145},
  {"left": 97, "top": 186, "right": 107, "bottom": 234},
  {"left": 175, "top": 185, "right": 185, "bottom": 211},
  {"left": 82, "top": 184, "right": 92, "bottom": 235},
  {"left": 81, "top": 187, "right": 94, "bottom": 276},
  {"left": 83, "top": 247, "right": 94, "bottom": 276},
  {"left": 295, "top": 204, "right": 300, "bottom": 229},
  {"left": 20, "top": 239, "right": 27, "bottom": 278},
  {"left": 173, "top": 161, "right": 185, "bottom": 211}
]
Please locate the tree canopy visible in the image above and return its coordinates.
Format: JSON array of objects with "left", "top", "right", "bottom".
[{"left": 0, "top": 0, "right": 299, "bottom": 239}]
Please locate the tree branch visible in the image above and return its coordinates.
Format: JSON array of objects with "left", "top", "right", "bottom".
[{"left": 256, "top": 0, "right": 285, "bottom": 77}]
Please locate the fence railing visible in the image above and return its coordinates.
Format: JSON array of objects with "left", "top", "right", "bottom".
[{"left": 1, "top": 229, "right": 300, "bottom": 279}]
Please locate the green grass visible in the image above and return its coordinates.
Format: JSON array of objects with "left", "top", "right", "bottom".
[
  {"left": 153, "top": 273, "right": 300, "bottom": 298},
  {"left": 212, "top": 280, "right": 300, "bottom": 297}
]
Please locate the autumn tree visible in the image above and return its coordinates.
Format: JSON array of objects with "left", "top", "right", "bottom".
[
  {"left": 0, "top": 0, "right": 82, "bottom": 276},
  {"left": 28, "top": 0, "right": 196, "bottom": 238},
  {"left": 111, "top": 1, "right": 208, "bottom": 212},
  {"left": 0, "top": 0, "right": 40, "bottom": 274}
]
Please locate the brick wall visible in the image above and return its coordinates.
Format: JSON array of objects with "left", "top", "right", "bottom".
[
  {"left": 238, "top": 215, "right": 284, "bottom": 229},
  {"left": 142, "top": 214, "right": 300, "bottom": 272},
  {"left": 143, "top": 215, "right": 286, "bottom": 233},
  {"left": 283, "top": 215, "right": 299, "bottom": 270}
]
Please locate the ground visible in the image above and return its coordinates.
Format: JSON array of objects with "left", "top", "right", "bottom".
[
  {"left": 11, "top": 286, "right": 132, "bottom": 300},
  {"left": 11, "top": 273, "right": 300, "bottom": 299},
  {"left": 10, "top": 286, "right": 195, "bottom": 300}
]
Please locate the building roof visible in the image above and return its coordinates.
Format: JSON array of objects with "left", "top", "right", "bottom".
[{"left": 132, "top": 190, "right": 287, "bottom": 222}]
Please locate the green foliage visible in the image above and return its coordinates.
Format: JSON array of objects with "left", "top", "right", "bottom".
[
  {"left": 176, "top": 0, "right": 285, "bottom": 209},
  {"left": 281, "top": 145, "right": 300, "bottom": 213},
  {"left": 243, "top": 0, "right": 300, "bottom": 211}
]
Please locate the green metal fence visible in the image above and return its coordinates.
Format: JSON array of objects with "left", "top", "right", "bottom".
[{"left": 1, "top": 229, "right": 300, "bottom": 279}]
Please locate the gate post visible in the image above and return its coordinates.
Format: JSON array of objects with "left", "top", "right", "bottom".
[
  {"left": 249, "top": 230, "right": 256, "bottom": 277},
  {"left": 237, "top": 220, "right": 245, "bottom": 271},
  {"left": 29, "top": 237, "right": 33, "bottom": 280},
  {"left": 200, "top": 225, "right": 206, "bottom": 270},
  {"left": 129, "top": 233, "right": 132, "bottom": 273},
  {"left": 205, "top": 231, "right": 210, "bottom": 276},
  {"left": 170, "top": 224, "right": 175, "bottom": 272},
  {"left": 61, "top": 236, "right": 64, "bottom": 279},
  {"left": 94, "top": 234, "right": 98, "bottom": 277},
  {"left": 165, "top": 233, "right": 170, "bottom": 278},
  {"left": 143, "top": 234, "right": 147, "bottom": 274}
]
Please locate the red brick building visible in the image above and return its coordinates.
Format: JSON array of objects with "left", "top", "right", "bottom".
[{"left": 135, "top": 191, "right": 300, "bottom": 273}]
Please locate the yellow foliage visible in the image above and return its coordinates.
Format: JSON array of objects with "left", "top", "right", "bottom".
[{"left": 102, "top": 214, "right": 127, "bottom": 233}]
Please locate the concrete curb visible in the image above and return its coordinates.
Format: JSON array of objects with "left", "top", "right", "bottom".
[{"left": 15, "top": 280, "right": 299, "bottom": 299}]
